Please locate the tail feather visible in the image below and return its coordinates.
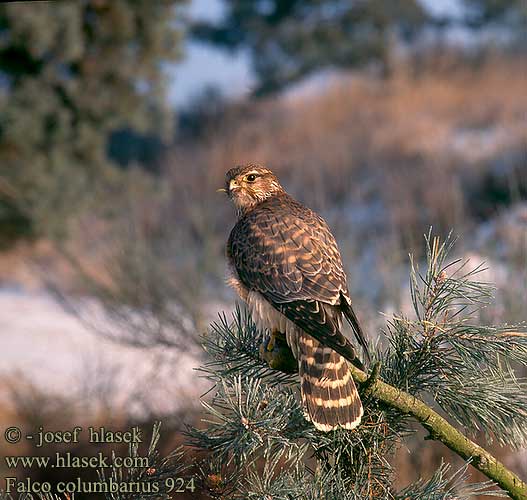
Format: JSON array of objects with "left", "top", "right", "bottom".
[
  {"left": 298, "top": 332, "right": 363, "bottom": 432},
  {"left": 341, "top": 292, "right": 371, "bottom": 362}
]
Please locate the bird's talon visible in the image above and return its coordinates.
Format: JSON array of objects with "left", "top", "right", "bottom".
[{"left": 266, "top": 331, "right": 278, "bottom": 352}]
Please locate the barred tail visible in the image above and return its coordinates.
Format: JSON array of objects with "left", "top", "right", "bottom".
[{"left": 298, "top": 332, "right": 363, "bottom": 432}]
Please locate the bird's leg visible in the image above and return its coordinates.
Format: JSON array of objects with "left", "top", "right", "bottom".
[
  {"left": 259, "top": 330, "right": 297, "bottom": 374},
  {"left": 259, "top": 329, "right": 282, "bottom": 357},
  {"left": 266, "top": 329, "right": 281, "bottom": 352}
]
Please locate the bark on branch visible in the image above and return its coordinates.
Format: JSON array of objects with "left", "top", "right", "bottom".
[
  {"left": 265, "top": 339, "right": 527, "bottom": 499},
  {"left": 349, "top": 363, "right": 527, "bottom": 500}
]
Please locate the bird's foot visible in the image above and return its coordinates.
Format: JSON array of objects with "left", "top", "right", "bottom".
[
  {"left": 259, "top": 331, "right": 297, "bottom": 374},
  {"left": 266, "top": 330, "right": 280, "bottom": 352}
]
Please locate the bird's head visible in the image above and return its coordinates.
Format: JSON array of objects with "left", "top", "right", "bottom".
[{"left": 220, "top": 164, "right": 284, "bottom": 214}]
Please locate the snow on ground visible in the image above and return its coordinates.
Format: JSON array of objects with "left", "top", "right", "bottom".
[{"left": 0, "top": 287, "right": 208, "bottom": 417}]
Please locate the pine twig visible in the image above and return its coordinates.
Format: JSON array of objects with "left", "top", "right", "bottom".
[
  {"left": 205, "top": 306, "right": 527, "bottom": 498},
  {"left": 344, "top": 361, "right": 527, "bottom": 500},
  {"left": 202, "top": 230, "right": 527, "bottom": 498},
  {"left": 265, "top": 341, "right": 526, "bottom": 498}
]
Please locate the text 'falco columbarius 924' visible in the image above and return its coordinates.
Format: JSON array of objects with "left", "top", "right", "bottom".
[{"left": 221, "top": 164, "right": 370, "bottom": 432}]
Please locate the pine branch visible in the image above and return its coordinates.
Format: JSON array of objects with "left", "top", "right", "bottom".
[
  {"left": 316, "top": 233, "right": 527, "bottom": 498},
  {"left": 98, "top": 422, "right": 190, "bottom": 500},
  {"left": 252, "top": 333, "right": 527, "bottom": 498},
  {"left": 200, "top": 308, "right": 298, "bottom": 387},
  {"left": 347, "top": 362, "right": 527, "bottom": 499},
  {"left": 192, "top": 231, "right": 527, "bottom": 498},
  {"left": 396, "top": 460, "right": 507, "bottom": 499},
  {"left": 256, "top": 338, "right": 527, "bottom": 498},
  {"left": 186, "top": 376, "right": 309, "bottom": 470}
]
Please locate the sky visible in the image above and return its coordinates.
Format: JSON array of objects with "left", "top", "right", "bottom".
[
  {"left": 167, "top": 0, "right": 254, "bottom": 106},
  {"left": 168, "top": 41, "right": 254, "bottom": 106}
]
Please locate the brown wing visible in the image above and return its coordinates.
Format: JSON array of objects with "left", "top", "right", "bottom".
[{"left": 228, "top": 193, "right": 367, "bottom": 361}]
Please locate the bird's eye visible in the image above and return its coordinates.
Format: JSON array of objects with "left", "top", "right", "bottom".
[{"left": 246, "top": 174, "right": 257, "bottom": 182}]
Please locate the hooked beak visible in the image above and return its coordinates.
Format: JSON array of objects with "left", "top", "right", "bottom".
[
  {"left": 228, "top": 179, "right": 240, "bottom": 192},
  {"left": 218, "top": 180, "right": 240, "bottom": 195}
]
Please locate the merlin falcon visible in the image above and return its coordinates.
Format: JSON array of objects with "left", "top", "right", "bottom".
[{"left": 222, "top": 164, "right": 369, "bottom": 432}]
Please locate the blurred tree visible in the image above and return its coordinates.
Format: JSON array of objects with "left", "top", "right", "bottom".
[
  {"left": 461, "top": 0, "right": 526, "bottom": 30},
  {"left": 192, "top": 0, "right": 430, "bottom": 94},
  {"left": 0, "top": 0, "right": 184, "bottom": 244},
  {"left": 193, "top": 0, "right": 526, "bottom": 95}
]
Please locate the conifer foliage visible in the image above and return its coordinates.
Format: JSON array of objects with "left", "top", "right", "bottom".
[
  {"left": 0, "top": 0, "right": 184, "bottom": 242},
  {"left": 188, "top": 232, "right": 527, "bottom": 499},
  {"left": 2, "top": 234, "right": 525, "bottom": 499}
]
